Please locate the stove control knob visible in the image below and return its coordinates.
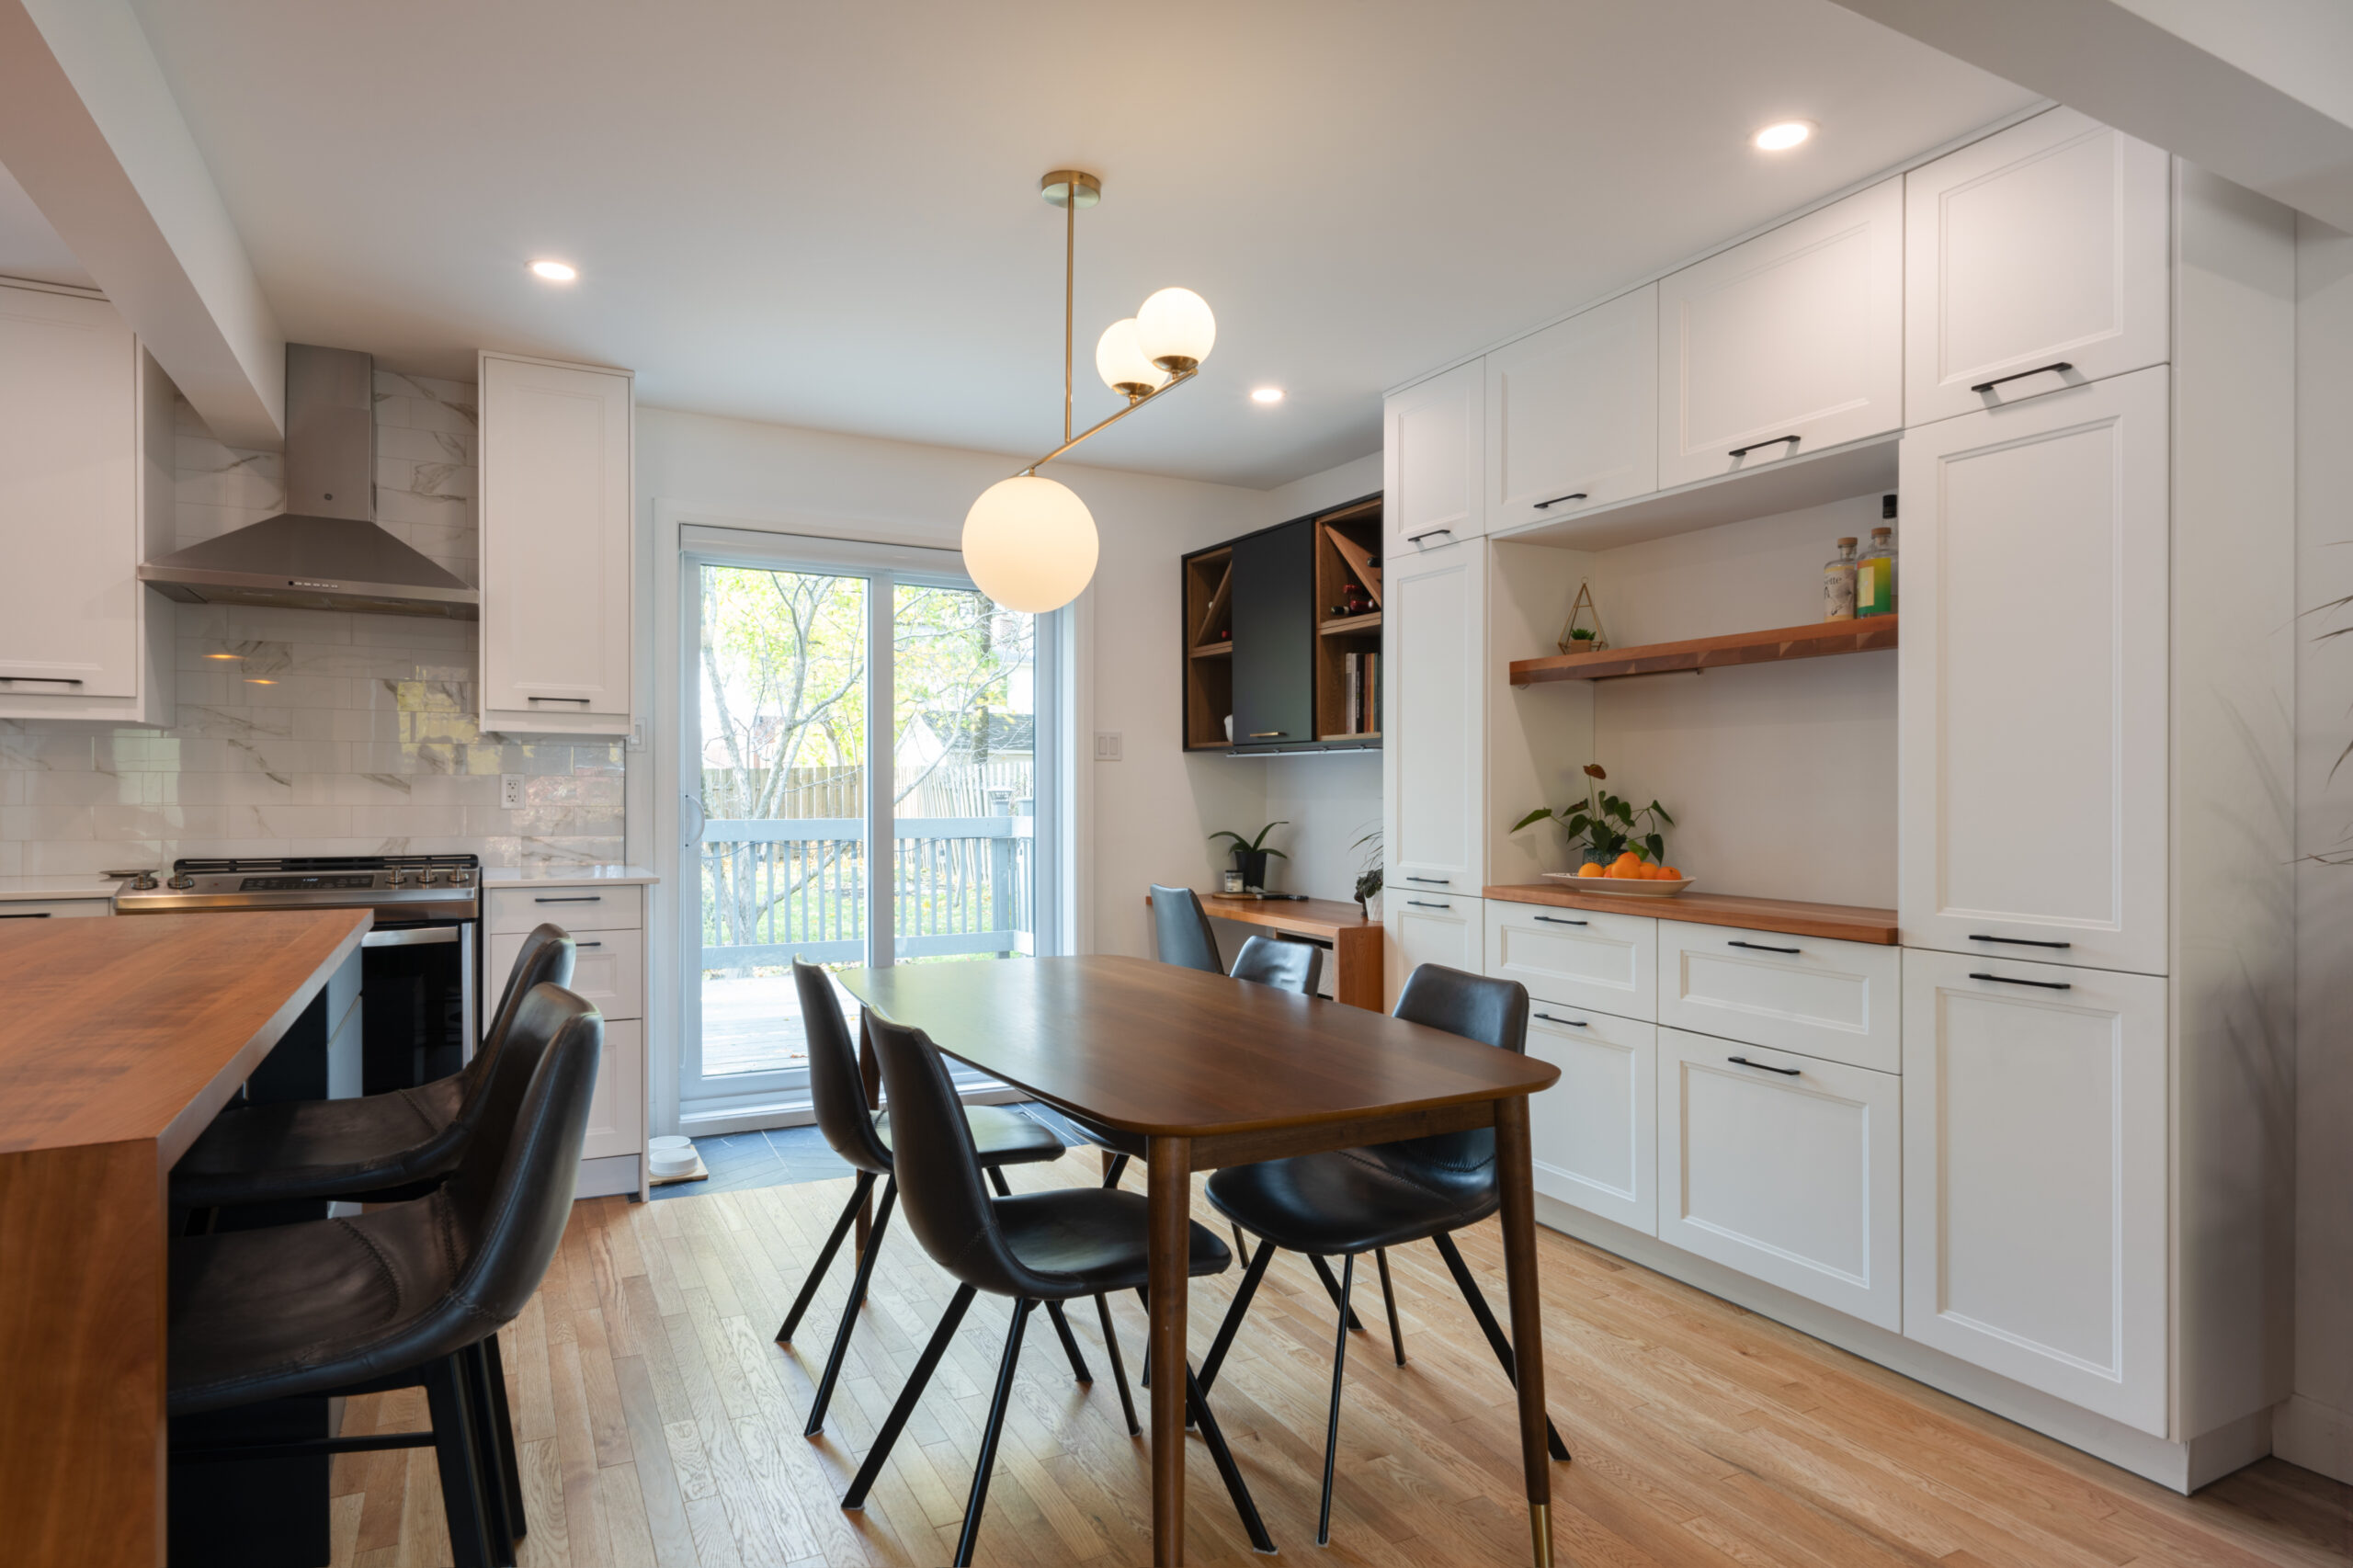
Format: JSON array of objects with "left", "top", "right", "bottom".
[
  {"left": 387, "top": 870, "right": 410, "bottom": 887},
  {"left": 131, "top": 871, "right": 160, "bottom": 892},
  {"left": 451, "top": 870, "right": 472, "bottom": 886},
  {"left": 166, "top": 872, "right": 195, "bottom": 891},
  {"left": 420, "top": 870, "right": 442, "bottom": 886}
]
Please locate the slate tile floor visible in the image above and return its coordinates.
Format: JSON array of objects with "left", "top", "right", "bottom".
[{"left": 648, "top": 1103, "right": 1080, "bottom": 1200}]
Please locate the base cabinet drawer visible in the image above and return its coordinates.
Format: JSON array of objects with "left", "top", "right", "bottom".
[
  {"left": 488, "top": 884, "right": 643, "bottom": 935},
  {"left": 0, "top": 900, "right": 113, "bottom": 919},
  {"left": 1485, "top": 901, "right": 1656, "bottom": 1021},
  {"left": 1900, "top": 949, "right": 2166, "bottom": 1435},
  {"left": 492, "top": 926, "right": 643, "bottom": 1022},
  {"left": 1527, "top": 1003, "right": 1656, "bottom": 1234},
  {"left": 1657, "top": 920, "right": 1898, "bottom": 1072},
  {"left": 581, "top": 1017, "right": 643, "bottom": 1162},
  {"left": 1391, "top": 892, "right": 1482, "bottom": 979},
  {"left": 1658, "top": 1028, "right": 1902, "bottom": 1331}
]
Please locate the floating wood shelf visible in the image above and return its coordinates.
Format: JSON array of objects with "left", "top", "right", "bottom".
[
  {"left": 1510, "top": 615, "right": 1898, "bottom": 685},
  {"left": 1319, "top": 613, "right": 1381, "bottom": 636},
  {"left": 1189, "top": 642, "right": 1233, "bottom": 659}
]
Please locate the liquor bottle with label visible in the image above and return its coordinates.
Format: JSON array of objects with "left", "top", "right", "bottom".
[
  {"left": 1823, "top": 536, "right": 1858, "bottom": 620},
  {"left": 1856, "top": 496, "right": 1897, "bottom": 619}
]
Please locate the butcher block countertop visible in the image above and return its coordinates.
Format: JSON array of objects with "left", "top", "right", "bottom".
[{"left": 1483, "top": 883, "right": 1899, "bottom": 945}]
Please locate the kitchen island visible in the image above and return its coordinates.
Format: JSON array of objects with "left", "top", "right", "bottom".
[{"left": 0, "top": 908, "right": 370, "bottom": 1568}]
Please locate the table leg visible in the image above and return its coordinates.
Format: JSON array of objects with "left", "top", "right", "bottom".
[
  {"left": 1146, "top": 1136, "right": 1192, "bottom": 1566},
  {"left": 1495, "top": 1096, "right": 1553, "bottom": 1568}
]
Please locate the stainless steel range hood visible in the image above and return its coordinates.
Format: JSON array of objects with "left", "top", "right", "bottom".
[{"left": 141, "top": 345, "right": 480, "bottom": 619}]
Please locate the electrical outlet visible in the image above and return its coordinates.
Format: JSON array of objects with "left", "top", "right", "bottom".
[
  {"left": 501, "top": 774, "right": 525, "bottom": 810},
  {"left": 1094, "top": 732, "right": 1122, "bottom": 761}
]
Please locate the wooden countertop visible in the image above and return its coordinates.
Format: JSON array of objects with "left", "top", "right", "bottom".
[
  {"left": 0, "top": 908, "right": 372, "bottom": 1160},
  {"left": 1183, "top": 892, "right": 1374, "bottom": 937},
  {"left": 1483, "top": 883, "right": 1899, "bottom": 945}
]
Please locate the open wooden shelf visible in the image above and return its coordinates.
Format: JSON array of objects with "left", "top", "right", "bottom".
[
  {"left": 1182, "top": 544, "right": 1236, "bottom": 749},
  {"left": 1319, "top": 613, "right": 1381, "bottom": 637},
  {"left": 1511, "top": 615, "right": 1898, "bottom": 684},
  {"left": 1189, "top": 642, "right": 1233, "bottom": 659}
]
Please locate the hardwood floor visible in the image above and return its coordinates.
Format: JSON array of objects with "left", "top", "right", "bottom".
[{"left": 326, "top": 1147, "right": 2351, "bottom": 1567}]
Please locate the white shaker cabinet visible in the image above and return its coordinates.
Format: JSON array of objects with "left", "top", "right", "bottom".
[
  {"left": 1901, "top": 949, "right": 2167, "bottom": 1435},
  {"left": 489, "top": 881, "right": 650, "bottom": 1192},
  {"left": 1382, "top": 359, "right": 1483, "bottom": 556},
  {"left": 1391, "top": 892, "right": 1483, "bottom": 981},
  {"left": 1656, "top": 178, "right": 1904, "bottom": 488},
  {"left": 1484, "top": 899, "right": 1656, "bottom": 1022},
  {"left": 1384, "top": 537, "right": 1485, "bottom": 901},
  {"left": 478, "top": 352, "right": 634, "bottom": 736},
  {"left": 1904, "top": 108, "right": 2170, "bottom": 426},
  {"left": 1657, "top": 1027, "right": 1903, "bottom": 1331},
  {"left": 0, "top": 284, "right": 175, "bottom": 723},
  {"left": 1484, "top": 286, "right": 1658, "bottom": 531},
  {"left": 1897, "top": 368, "right": 2169, "bottom": 976},
  {"left": 1526, "top": 1002, "right": 1656, "bottom": 1234}
]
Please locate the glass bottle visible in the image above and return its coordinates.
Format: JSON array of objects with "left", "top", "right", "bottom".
[
  {"left": 1822, "top": 536, "right": 1858, "bottom": 620},
  {"left": 1856, "top": 499, "right": 1897, "bottom": 619}
]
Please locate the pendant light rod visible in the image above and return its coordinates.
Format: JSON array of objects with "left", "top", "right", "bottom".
[
  {"left": 1017, "top": 369, "right": 1198, "bottom": 477},
  {"left": 1064, "top": 176, "right": 1074, "bottom": 447}
]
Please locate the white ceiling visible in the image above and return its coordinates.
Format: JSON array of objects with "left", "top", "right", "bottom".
[
  {"left": 124, "top": 0, "right": 2032, "bottom": 488},
  {"left": 0, "top": 160, "right": 96, "bottom": 290}
]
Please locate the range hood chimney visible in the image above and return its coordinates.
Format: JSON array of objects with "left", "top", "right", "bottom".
[{"left": 141, "top": 345, "right": 480, "bottom": 619}]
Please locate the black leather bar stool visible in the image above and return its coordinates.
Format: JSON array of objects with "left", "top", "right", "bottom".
[
  {"left": 845, "top": 1013, "right": 1273, "bottom": 1564},
  {"left": 772, "top": 959, "right": 1082, "bottom": 1437},
  {"left": 168, "top": 984, "right": 605, "bottom": 1568},
  {"left": 171, "top": 924, "right": 576, "bottom": 1210},
  {"left": 1196, "top": 962, "right": 1572, "bottom": 1545}
]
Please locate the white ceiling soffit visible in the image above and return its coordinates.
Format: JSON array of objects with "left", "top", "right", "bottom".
[
  {"left": 127, "top": 0, "right": 2035, "bottom": 488},
  {"left": 0, "top": 159, "right": 94, "bottom": 289},
  {"left": 1831, "top": 0, "right": 2353, "bottom": 232}
]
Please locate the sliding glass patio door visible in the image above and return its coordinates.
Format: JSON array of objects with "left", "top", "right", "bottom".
[{"left": 677, "top": 527, "right": 1062, "bottom": 1120}]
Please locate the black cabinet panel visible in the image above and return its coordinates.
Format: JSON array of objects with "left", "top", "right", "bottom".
[{"left": 1229, "top": 519, "right": 1313, "bottom": 747}]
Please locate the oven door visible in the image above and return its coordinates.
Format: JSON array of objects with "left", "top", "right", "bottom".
[{"left": 359, "top": 921, "right": 479, "bottom": 1093}]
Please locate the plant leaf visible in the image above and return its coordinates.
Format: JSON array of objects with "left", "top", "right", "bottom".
[
  {"left": 1651, "top": 801, "right": 1676, "bottom": 825},
  {"left": 1584, "top": 763, "right": 1608, "bottom": 779},
  {"left": 1209, "top": 831, "right": 1246, "bottom": 847},
  {"left": 1645, "top": 832, "right": 1665, "bottom": 862},
  {"left": 1512, "top": 807, "right": 1556, "bottom": 831},
  {"left": 1263, "top": 847, "right": 1289, "bottom": 859}
]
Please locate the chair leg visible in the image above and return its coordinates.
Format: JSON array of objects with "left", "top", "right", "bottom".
[
  {"left": 1318, "top": 1253, "right": 1357, "bottom": 1547},
  {"left": 985, "top": 1164, "right": 1014, "bottom": 1198},
  {"left": 777, "top": 1170, "right": 874, "bottom": 1343},
  {"left": 804, "top": 1176, "right": 896, "bottom": 1437},
  {"left": 1043, "top": 1299, "right": 1093, "bottom": 1384},
  {"left": 422, "top": 1352, "right": 497, "bottom": 1568},
  {"left": 1431, "top": 1231, "right": 1571, "bottom": 1462},
  {"left": 480, "top": 1333, "right": 526, "bottom": 1540},
  {"left": 844, "top": 1283, "right": 977, "bottom": 1508},
  {"left": 1184, "top": 1359, "right": 1275, "bottom": 1554},
  {"left": 1310, "top": 1252, "right": 1369, "bottom": 1334},
  {"left": 1376, "top": 1246, "right": 1407, "bottom": 1366},
  {"left": 1101, "top": 1153, "right": 1130, "bottom": 1188},
  {"left": 1198, "top": 1235, "right": 1276, "bottom": 1399},
  {"left": 1230, "top": 1221, "right": 1249, "bottom": 1259},
  {"left": 460, "top": 1342, "right": 518, "bottom": 1565},
  {"left": 953, "top": 1298, "right": 1036, "bottom": 1568},
  {"left": 1135, "top": 1285, "right": 1151, "bottom": 1388},
  {"left": 1093, "top": 1292, "right": 1140, "bottom": 1437}
]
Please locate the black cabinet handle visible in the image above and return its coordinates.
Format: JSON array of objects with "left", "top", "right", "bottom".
[
  {"left": 1534, "top": 915, "right": 1587, "bottom": 927},
  {"left": 1727, "top": 939, "right": 1800, "bottom": 955},
  {"left": 1245, "top": 731, "right": 1287, "bottom": 739},
  {"left": 1969, "top": 971, "right": 2073, "bottom": 991},
  {"left": 1403, "top": 527, "right": 1455, "bottom": 543},
  {"left": 0, "top": 911, "right": 54, "bottom": 918},
  {"left": 1727, "top": 434, "right": 1800, "bottom": 459},
  {"left": 1532, "top": 491, "right": 1588, "bottom": 510},
  {"left": 0, "top": 674, "right": 84, "bottom": 685},
  {"left": 528, "top": 695, "right": 594, "bottom": 704},
  {"left": 1727, "top": 1055, "right": 1802, "bottom": 1076},
  {"left": 1967, "top": 933, "right": 2071, "bottom": 949},
  {"left": 535, "top": 894, "right": 603, "bottom": 903},
  {"left": 575, "top": 940, "right": 604, "bottom": 949},
  {"left": 1970, "top": 360, "right": 2073, "bottom": 394},
  {"left": 1534, "top": 1012, "right": 1588, "bottom": 1028},
  {"left": 1406, "top": 899, "right": 1452, "bottom": 910},
  {"left": 1404, "top": 876, "right": 1450, "bottom": 885}
]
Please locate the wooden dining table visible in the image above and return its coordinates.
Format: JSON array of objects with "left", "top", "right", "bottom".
[{"left": 838, "top": 953, "right": 1565, "bottom": 1567}]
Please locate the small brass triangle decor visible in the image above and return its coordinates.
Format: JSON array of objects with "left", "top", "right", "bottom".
[{"left": 1558, "top": 581, "right": 1608, "bottom": 655}]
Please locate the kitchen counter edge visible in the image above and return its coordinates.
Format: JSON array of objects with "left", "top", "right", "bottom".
[{"left": 1483, "top": 882, "right": 1899, "bottom": 945}]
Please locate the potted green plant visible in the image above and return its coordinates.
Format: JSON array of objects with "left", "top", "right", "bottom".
[
  {"left": 1514, "top": 764, "right": 1675, "bottom": 869},
  {"left": 1351, "top": 826, "right": 1383, "bottom": 918},
  {"left": 1211, "top": 822, "right": 1289, "bottom": 892}
]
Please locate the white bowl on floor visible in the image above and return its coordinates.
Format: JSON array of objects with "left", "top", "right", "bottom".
[{"left": 648, "top": 1135, "right": 699, "bottom": 1177}]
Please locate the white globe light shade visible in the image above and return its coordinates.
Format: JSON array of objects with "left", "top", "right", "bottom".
[
  {"left": 1134, "top": 287, "right": 1216, "bottom": 372},
  {"left": 961, "top": 475, "right": 1099, "bottom": 612},
  {"left": 1094, "top": 317, "right": 1169, "bottom": 396}
]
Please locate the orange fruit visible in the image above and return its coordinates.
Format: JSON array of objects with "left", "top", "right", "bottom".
[
  {"left": 1643, "top": 864, "right": 1669, "bottom": 880},
  {"left": 1612, "top": 851, "right": 1642, "bottom": 870},
  {"left": 1605, "top": 862, "right": 1636, "bottom": 878},
  {"left": 1576, "top": 862, "right": 1604, "bottom": 878},
  {"left": 1659, "top": 866, "right": 1682, "bottom": 881}
]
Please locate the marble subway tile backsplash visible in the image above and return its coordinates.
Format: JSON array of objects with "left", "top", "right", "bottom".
[{"left": 0, "top": 373, "right": 625, "bottom": 880}]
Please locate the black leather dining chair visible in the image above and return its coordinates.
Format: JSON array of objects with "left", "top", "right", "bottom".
[
  {"left": 1195, "top": 962, "right": 1572, "bottom": 1545},
  {"left": 1148, "top": 881, "right": 1222, "bottom": 971},
  {"left": 771, "top": 958, "right": 1086, "bottom": 1437},
  {"left": 846, "top": 1013, "right": 1273, "bottom": 1564},
  {"left": 171, "top": 924, "right": 577, "bottom": 1211},
  {"left": 167, "top": 984, "right": 605, "bottom": 1568}
]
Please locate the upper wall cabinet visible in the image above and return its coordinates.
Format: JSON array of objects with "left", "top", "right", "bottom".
[
  {"left": 1904, "top": 108, "right": 2170, "bottom": 426},
  {"left": 1485, "top": 285, "right": 1658, "bottom": 531},
  {"left": 1657, "top": 178, "right": 1904, "bottom": 489},
  {"left": 478, "top": 353, "right": 634, "bottom": 736},
  {"left": 0, "top": 283, "right": 175, "bottom": 724},
  {"left": 1383, "top": 359, "right": 1483, "bottom": 556}
]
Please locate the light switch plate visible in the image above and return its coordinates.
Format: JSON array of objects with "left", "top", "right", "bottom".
[
  {"left": 501, "top": 774, "right": 525, "bottom": 809},
  {"left": 1094, "top": 732, "right": 1123, "bottom": 761}
]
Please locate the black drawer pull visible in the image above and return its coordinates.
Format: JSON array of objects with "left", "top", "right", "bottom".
[
  {"left": 1726, "top": 939, "right": 1799, "bottom": 955},
  {"left": 1970, "top": 971, "right": 2073, "bottom": 991},
  {"left": 575, "top": 941, "right": 603, "bottom": 949},
  {"left": 1403, "top": 526, "right": 1455, "bottom": 543},
  {"left": 0, "top": 911, "right": 54, "bottom": 918},
  {"left": 1534, "top": 1012, "right": 1588, "bottom": 1028},
  {"left": 1532, "top": 491, "right": 1588, "bottom": 510},
  {"left": 1967, "top": 933, "right": 2071, "bottom": 949},
  {"left": 528, "top": 695, "right": 594, "bottom": 704},
  {"left": 1403, "top": 876, "right": 1450, "bottom": 885},
  {"left": 1533, "top": 915, "right": 1587, "bottom": 927},
  {"left": 1970, "top": 360, "right": 2073, "bottom": 394},
  {"left": 535, "top": 895, "right": 603, "bottom": 903},
  {"left": 1727, "top": 434, "right": 1800, "bottom": 459},
  {"left": 1405, "top": 900, "right": 1452, "bottom": 910},
  {"left": 0, "top": 674, "right": 83, "bottom": 685},
  {"left": 1727, "top": 1055, "right": 1801, "bottom": 1076}
]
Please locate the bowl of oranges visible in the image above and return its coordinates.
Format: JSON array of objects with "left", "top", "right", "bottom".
[{"left": 1544, "top": 851, "right": 1690, "bottom": 895}]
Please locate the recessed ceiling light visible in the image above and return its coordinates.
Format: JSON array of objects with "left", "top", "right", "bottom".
[
  {"left": 529, "top": 259, "right": 578, "bottom": 282},
  {"left": 1752, "top": 120, "right": 1813, "bottom": 152},
  {"left": 1250, "top": 387, "right": 1284, "bottom": 404}
]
